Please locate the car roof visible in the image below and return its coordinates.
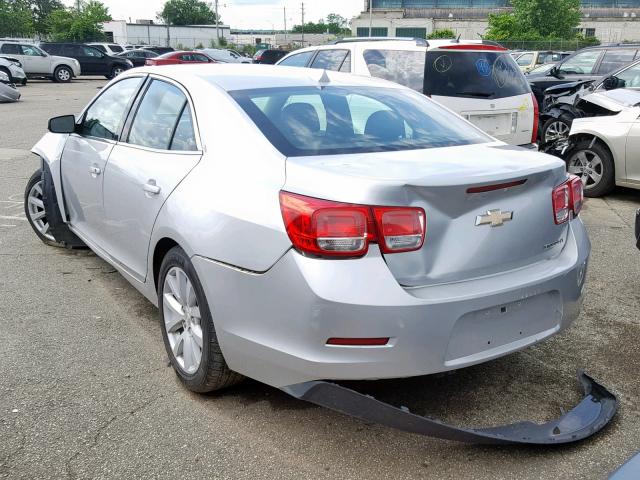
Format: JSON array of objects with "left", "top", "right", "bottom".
[{"left": 120, "top": 64, "right": 407, "bottom": 92}]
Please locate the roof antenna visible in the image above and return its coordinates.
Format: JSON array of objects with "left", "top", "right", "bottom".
[
  {"left": 318, "top": 69, "right": 330, "bottom": 86},
  {"left": 454, "top": 34, "right": 461, "bottom": 43}
]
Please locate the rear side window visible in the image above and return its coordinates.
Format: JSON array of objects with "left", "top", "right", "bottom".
[
  {"left": 1, "top": 44, "right": 21, "bottom": 54},
  {"left": 170, "top": 104, "right": 198, "bottom": 151},
  {"left": 80, "top": 77, "right": 143, "bottom": 140},
  {"left": 128, "top": 80, "right": 194, "bottom": 150},
  {"left": 597, "top": 49, "right": 637, "bottom": 74},
  {"left": 424, "top": 51, "right": 530, "bottom": 99},
  {"left": 278, "top": 51, "right": 314, "bottom": 67},
  {"left": 558, "top": 49, "right": 602, "bottom": 75},
  {"left": 109, "top": 44, "right": 123, "bottom": 52},
  {"left": 363, "top": 49, "right": 426, "bottom": 92},
  {"left": 310, "top": 49, "right": 350, "bottom": 71}
]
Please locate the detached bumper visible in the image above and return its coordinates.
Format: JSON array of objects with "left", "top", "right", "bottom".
[{"left": 192, "top": 219, "right": 589, "bottom": 388}]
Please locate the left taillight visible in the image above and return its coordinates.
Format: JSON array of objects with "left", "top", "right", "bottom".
[
  {"left": 552, "top": 176, "right": 583, "bottom": 225},
  {"left": 531, "top": 93, "right": 539, "bottom": 143},
  {"left": 279, "top": 191, "right": 426, "bottom": 258}
]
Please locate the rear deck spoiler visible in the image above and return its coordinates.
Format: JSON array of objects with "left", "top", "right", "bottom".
[{"left": 281, "top": 370, "right": 617, "bottom": 445}]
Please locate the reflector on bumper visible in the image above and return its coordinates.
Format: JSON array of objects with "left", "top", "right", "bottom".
[{"left": 281, "top": 370, "right": 617, "bottom": 445}]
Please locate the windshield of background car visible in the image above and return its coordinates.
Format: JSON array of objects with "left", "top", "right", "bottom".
[
  {"left": 424, "top": 50, "right": 531, "bottom": 99},
  {"left": 230, "top": 86, "right": 490, "bottom": 157}
]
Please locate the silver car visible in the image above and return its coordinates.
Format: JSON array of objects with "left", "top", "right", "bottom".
[{"left": 26, "top": 65, "right": 589, "bottom": 393}]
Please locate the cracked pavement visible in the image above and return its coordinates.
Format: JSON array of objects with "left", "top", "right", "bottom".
[{"left": 1, "top": 79, "right": 640, "bottom": 479}]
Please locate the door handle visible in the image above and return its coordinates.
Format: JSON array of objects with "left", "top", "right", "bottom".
[
  {"left": 143, "top": 182, "right": 161, "bottom": 195},
  {"left": 89, "top": 166, "right": 101, "bottom": 176}
]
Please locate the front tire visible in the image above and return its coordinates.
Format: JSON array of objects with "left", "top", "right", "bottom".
[
  {"left": 542, "top": 114, "right": 574, "bottom": 144},
  {"left": 158, "top": 246, "right": 243, "bottom": 393},
  {"left": 566, "top": 140, "right": 615, "bottom": 197},
  {"left": 53, "top": 65, "right": 72, "bottom": 83},
  {"left": 24, "top": 170, "right": 63, "bottom": 247}
]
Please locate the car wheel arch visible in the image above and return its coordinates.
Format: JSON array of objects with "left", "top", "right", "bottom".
[
  {"left": 569, "top": 133, "right": 616, "bottom": 170},
  {"left": 152, "top": 237, "right": 180, "bottom": 291}
]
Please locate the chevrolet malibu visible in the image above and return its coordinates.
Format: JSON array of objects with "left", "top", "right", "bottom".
[{"left": 26, "top": 65, "right": 589, "bottom": 393}]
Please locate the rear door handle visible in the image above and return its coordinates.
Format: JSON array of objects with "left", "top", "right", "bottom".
[
  {"left": 143, "top": 182, "right": 161, "bottom": 195},
  {"left": 89, "top": 166, "right": 101, "bottom": 176}
]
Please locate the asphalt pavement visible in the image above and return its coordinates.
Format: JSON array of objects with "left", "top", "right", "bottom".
[{"left": 1, "top": 78, "right": 640, "bottom": 479}]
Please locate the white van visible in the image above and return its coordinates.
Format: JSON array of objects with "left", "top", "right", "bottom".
[{"left": 277, "top": 38, "right": 538, "bottom": 147}]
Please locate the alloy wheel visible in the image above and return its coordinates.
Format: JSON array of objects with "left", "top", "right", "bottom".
[
  {"left": 27, "top": 179, "right": 55, "bottom": 242},
  {"left": 162, "top": 266, "right": 203, "bottom": 374},
  {"left": 544, "top": 120, "right": 570, "bottom": 143},
  {"left": 57, "top": 68, "right": 70, "bottom": 81},
  {"left": 567, "top": 149, "right": 603, "bottom": 190},
  {"left": 113, "top": 67, "right": 124, "bottom": 77}
]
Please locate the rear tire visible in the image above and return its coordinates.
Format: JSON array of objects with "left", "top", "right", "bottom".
[
  {"left": 107, "top": 66, "right": 125, "bottom": 80},
  {"left": 566, "top": 140, "right": 615, "bottom": 198},
  {"left": 53, "top": 65, "right": 72, "bottom": 83},
  {"left": 158, "top": 246, "right": 244, "bottom": 393}
]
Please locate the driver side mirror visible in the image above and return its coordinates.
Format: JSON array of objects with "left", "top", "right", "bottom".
[
  {"left": 603, "top": 76, "right": 622, "bottom": 90},
  {"left": 48, "top": 115, "right": 76, "bottom": 134},
  {"left": 549, "top": 66, "right": 561, "bottom": 78}
]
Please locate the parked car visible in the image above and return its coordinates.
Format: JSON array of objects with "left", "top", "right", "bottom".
[
  {"left": 117, "top": 48, "right": 159, "bottom": 67},
  {"left": 0, "top": 55, "right": 27, "bottom": 85},
  {"left": 253, "top": 49, "right": 288, "bottom": 64},
  {"left": 39, "top": 43, "right": 132, "bottom": 79},
  {"left": 512, "top": 50, "right": 571, "bottom": 73},
  {"left": 528, "top": 44, "right": 640, "bottom": 105},
  {"left": 87, "top": 42, "right": 126, "bottom": 55},
  {"left": 540, "top": 57, "right": 640, "bottom": 143},
  {"left": 557, "top": 89, "right": 640, "bottom": 196},
  {"left": 145, "top": 51, "right": 216, "bottom": 66},
  {"left": 278, "top": 38, "right": 538, "bottom": 147},
  {"left": 27, "top": 65, "right": 589, "bottom": 407},
  {"left": 142, "top": 46, "right": 175, "bottom": 55},
  {"left": 0, "top": 41, "right": 80, "bottom": 83},
  {"left": 198, "top": 48, "right": 251, "bottom": 63},
  {"left": 0, "top": 70, "right": 20, "bottom": 102}
]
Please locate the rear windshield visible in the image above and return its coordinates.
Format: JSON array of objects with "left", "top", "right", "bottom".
[
  {"left": 424, "top": 51, "right": 531, "bottom": 99},
  {"left": 230, "top": 86, "right": 490, "bottom": 157}
]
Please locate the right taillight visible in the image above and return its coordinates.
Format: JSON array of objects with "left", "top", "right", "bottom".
[
  {"left": 279, "top": 191, "right": 426, "bottom": 258},
  {"left": 552, "top": 176, "right": 583, "bottom": 224}
]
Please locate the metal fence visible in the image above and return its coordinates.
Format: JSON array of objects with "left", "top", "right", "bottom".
[{"left": 498, "top": 39, "right": 602, "bottom": 51}]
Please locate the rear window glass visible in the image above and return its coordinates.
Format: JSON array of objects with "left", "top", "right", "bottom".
[
  {"left": 230, "top": 86, "right": 490, "bottom": 157},
  {"left": 424, "top": 51, "right": 530, "bottom": 99},
  {"left": 363, "top": 49, "right": 426, "bottom": 92},
  {"left": 597, "top": 49, "right": 637, "bottom": 74},
  {"left": 109, "top": 44, "right": 123, "bottom": 52}
]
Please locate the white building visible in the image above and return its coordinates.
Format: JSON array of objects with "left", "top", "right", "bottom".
[{"left": 103, "top": 20, "right": 231, "bottom": 48}]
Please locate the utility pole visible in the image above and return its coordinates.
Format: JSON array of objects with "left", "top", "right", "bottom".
[
  {"left": 284, "top": 6, "right": 287, "bottom": 43},
  {"left": 215, "top": 0, "right": 219, "bottom": 44},
  {"left": 369, "top": 0, "right": 373, "bottom": 37},
  {"left": 301, "top": 2, "right": 305, "bottom": 47}
]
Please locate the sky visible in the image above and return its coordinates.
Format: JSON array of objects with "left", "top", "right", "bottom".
[{"left": 63, "top": 0, "right": 366, "bottom": 30}]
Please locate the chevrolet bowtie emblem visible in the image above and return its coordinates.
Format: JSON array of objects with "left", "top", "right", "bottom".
[{"left": 475, "top": 209, "right": 513, "bottom": 227}]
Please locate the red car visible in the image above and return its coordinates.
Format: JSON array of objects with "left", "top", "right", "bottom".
[{"left": 145, "top": 51, "right": 216, "bottom": 66}]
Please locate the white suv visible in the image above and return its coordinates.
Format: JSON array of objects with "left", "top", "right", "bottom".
[
  {"left": 277, "top": 38, "right": 538, "bottom": 147},
  {"left": 0, "top": 41, "right": 80, "bottom": 83}
]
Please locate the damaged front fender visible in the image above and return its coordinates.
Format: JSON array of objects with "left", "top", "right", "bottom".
[{"left": 281, "top": 371, "right": 617, "bottom": 445}]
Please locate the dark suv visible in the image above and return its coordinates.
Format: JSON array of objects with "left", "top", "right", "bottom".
[
  {"left": 253, "top": 49, "right": 288, "bottom": 64},
  {"left": 40, "top": 43, "right": 132, "bottom": 79},
  {"left": 527, "top": 44, "right": 640, "bottom": 104}
]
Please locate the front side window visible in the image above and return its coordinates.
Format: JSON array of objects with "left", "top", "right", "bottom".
[
  {"left": 597, "top": 49, "right": 637, "bottom": 74},
  {"left": 179, "top": 54, "right": 194, "bottom": 61},
  {"left": 424, "top": 51, "right": 530, "bottom": 99},
  {"left": 80, "top": 77, "right": 143, "bottom": 140},
  {"left": 364, "top": 49, "right": 426, "bottom": 92},
  {"left": 92, "top": 45, "right": 107, "bottom": 53},
  {"left": 278, "top": 51, "right": 314, "bottom": 67},
  {"left": 516, "top": 53, "right": 534, "bottom": 66},
  {"left": 21, "top": 45, "right": 44, "bottom": 56},
  {"left": 193, "top": 53, "right": 210, "bottom": 62},
  {"left": 128, "top": 80, "right": 191, "bottom": 150},
  {"left": 310, "top": 49, "right": 350, "bottom": 71},
  {"left": 559, "top": 50, "right": 602, "bottom": 74},
  {"left": 83, "top": 46, "right": 103, "bottom": 57},
  {"left": 230, "top": 86, "right": 490, "bottom": 157}
]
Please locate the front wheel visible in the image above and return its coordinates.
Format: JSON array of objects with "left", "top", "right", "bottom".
[
  {"left": 24, "top": 170, "right": 63, "bottom": 247},
  {"left": 53, "top": 65, "right": 72, "bottom": 83},
  {"left": 158, "top": 246, "right": 244, "bottom": 393},
  {"left": 542, "top": 114, "right": 574, "bottom": 144},
  {"left": 566, "top": 140, "right": 615, "bottom": 197}
]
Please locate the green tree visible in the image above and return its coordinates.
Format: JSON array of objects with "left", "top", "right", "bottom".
[
  {"left": 292, "top": 13, "right": 350, "bottom": 35},
  {"left": 485, "top": 0, "right": 581, "bottom": 40},
  {"left": 427, "top": 28, "right": 455, "bottom": 39},
  {"left": 48, "top": 0, "right": 111, "bottom": 42},
  {"left": 158, "top": 0, "right": 219, "bottom": 26},
  {"left": 30, "top": 0, "right": 63, "bottom": 34},
  {"left": 0, "top": 0, "right": 34, "bottom": 36}
]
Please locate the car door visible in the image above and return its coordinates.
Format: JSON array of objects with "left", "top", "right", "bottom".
[
  {"left": 19, "top": 44, "right": 50, "bottom": 73},
  {"left": 80, "top": 45, "right": 108, "bottom": 74},
  {"left": 624, "top": 114, "right": 640, "bottom": 184},
  {"left": 61, "top": 76, "right": 145, "bottom": 243},
  {"left": 101, "top": 77, "right": 202, "bottom": 280}
]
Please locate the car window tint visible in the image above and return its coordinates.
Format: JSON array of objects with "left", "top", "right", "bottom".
[
  {"left": 193, "top": 54, "right": 210, "bottom": 62},
  {"left": 179, "top": 54, "right": 193, "bottom": 61},
  {"left": 21, "top": 45, "right": 43, "bottom": 56},
  {"left": 364, "top": 49, "right": 426, "bottom": 92},
  {"left": 278, "top": 51, "right": 314, "bottom": 67},
  {"left": 347, "top": 94, "right": 392, "bottom": 134},
  {"left": 109, "top": 44, "right": 123, "bottom": 52},
  {"left": 559, "top": 50, "right": 601, "bottom": 75},
  {"left": 81, "top": 77, "right": 142, "bottom": 140},
  {"left": 598, "top": 49, "right": 637, "bottom": 74},
  {"left": 1, "top": 44, "right": 20, "bottom": 54},
  {"left": 516, "top": 53, "right": 533, "bottom": 66},
  {"left": 92, "top": 45, "right": 106, "bottom": 53},
  {"left": 83, "top": 46, "right": 102, "bottom": 57},
  {"left": 128, "top": 80, "right": 187, "bottom": 150},
  {"left": 310, "top": 49, "right": 349, "bottom": 71},
  {"left": 170, "top": 104, "right": 197, "bottom": 151},
  {"left": 616, "top": 63, "right": 640, "bottom": 88}
]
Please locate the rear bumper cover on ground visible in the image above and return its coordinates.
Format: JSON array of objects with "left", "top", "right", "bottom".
[{"left": 281, "top": 371, "right": 617, "bottom": 445}]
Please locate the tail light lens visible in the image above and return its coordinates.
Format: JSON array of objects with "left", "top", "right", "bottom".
[
  {"left": 279, "top": 191, "right": 426, "bottom": 258},
  {"left": 531, "top": 93, "right": 539, "bottom": 143},
  {"left": 552, "top": 176, "right": 583, "bottom": 224}
]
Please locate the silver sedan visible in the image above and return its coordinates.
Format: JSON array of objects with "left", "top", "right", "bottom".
[{"left": 26, "top": 65, "right": 589, "bottom": 393}]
